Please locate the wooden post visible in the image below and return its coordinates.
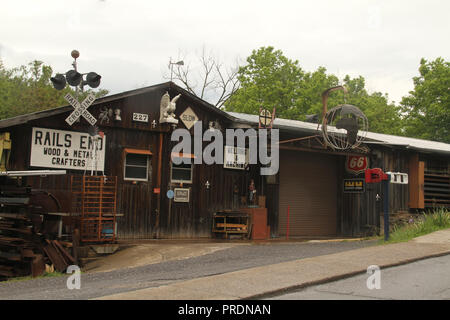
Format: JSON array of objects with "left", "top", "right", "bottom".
[
  {"left": 409, "top": 154, "right": 425, "bottom": 209},
  {"left": 286, "top": 205, "right": 290, "bottom": 240},
  {"left": 154, "top": 132, "right": 163, "bottom": 238},
  {"left": 72, "top": 228, "right": 80, "bottom": 266}
]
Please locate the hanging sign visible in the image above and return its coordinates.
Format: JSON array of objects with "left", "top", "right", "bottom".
[
  {"left": 346, "top": 155, "right": 369, "bottom": 174},
  {"left": 30, "top": 127, "right": 106, "bottom": 171},
  {"left": 224, "top": 146, "right": 249, "bottom": 170},
  {"left": 343, "top": 179, "right": 365, "bottom": 193}
]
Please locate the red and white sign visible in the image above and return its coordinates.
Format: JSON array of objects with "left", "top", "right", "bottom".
[{"left": 346, "top": 156, "right": 369, "bottom": 174}]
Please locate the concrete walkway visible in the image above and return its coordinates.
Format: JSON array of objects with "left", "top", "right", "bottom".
[
  {"left": 95, "top": 229, "right": 450, "bottom": 300},
  {"left": 84, "top": 242, "right": 245, "bottom": 273}
]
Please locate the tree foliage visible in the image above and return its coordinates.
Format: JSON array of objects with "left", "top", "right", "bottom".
[
  {"left": 224, "top": 46, "right": 306, "bottom": 119},
  {"left": 0, "top": 59, "right": 108, "bottom": 120},
  {"left": 400, "top": 57, "right": 450, "bottom": 143},
  {"left": 337, "top": 75, "right": 402, "bottom": 135},
  {"left": 225, "top": 46, "right": 402, "bottom": 135}
]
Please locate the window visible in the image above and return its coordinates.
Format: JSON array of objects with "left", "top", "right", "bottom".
[
  {"left": 124, "top": 149, "right": 151, "bottom": 181},
  {"left": 171, "top": 156, "right": 193, "bottom": 183}
]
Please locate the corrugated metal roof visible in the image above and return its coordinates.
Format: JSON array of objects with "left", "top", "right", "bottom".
[{"left": 227, "top": 111, "right": 450, "bottom": 155}]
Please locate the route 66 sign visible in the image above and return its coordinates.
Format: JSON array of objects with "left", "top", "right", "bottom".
[{"left": 346, "top": 155, "right": 369, "bottom": 174}]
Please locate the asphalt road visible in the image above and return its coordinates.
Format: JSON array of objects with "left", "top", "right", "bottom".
[
  {"left": 268, "top": 254, "right": 450, "bottom": 300},
  {"left": 0, "top": 240, "right": 375, "bottom": 300}
]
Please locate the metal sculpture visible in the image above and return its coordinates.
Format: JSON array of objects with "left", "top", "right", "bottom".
[
  {"left": 321, "top": 86, "right": 368, "bottom": 150},
  {"left": 99, "top": 107, "right": 113, "bottom": 124}
]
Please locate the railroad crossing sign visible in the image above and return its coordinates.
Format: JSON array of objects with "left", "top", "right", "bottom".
[
  {"left": 64, "top": 93, "right": 97, "bottom": 126},
  {"left": 259, "top": 108, "right": 275, "bottom": 129}
]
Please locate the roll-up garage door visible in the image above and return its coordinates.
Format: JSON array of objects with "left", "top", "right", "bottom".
[{"left": 278, "top": 150, "right": 338, "bottom": 237}]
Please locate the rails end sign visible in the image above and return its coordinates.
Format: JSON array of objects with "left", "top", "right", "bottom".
[{"left": 30, "top": 127, "right": 106, "bottom": 171}]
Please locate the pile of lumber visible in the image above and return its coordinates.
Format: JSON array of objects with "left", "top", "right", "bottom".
[
  {"left": 0, "top": 214, "right": 75, "bottom": 280},
  {"left": 0, "top": 185, "right": 75, "bottom": 281},
  {"left": 0, "top": 212, "right": 45, "bottom": 279}
]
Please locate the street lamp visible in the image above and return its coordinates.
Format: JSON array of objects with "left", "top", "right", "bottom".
[
  {"left": 51, "top": 50, "right": 102, "bottom": 93},
  {"left": 169, "top": 58, "right": 184, "bottom": 82}
]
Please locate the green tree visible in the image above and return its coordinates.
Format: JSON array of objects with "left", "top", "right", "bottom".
[
  {"left": 225, "top": 46, "right": 402, "bottom": 135},
  {"left": 400, "top": 57, "right": 450, "bottom": 143},
  {"left": 338, "top": 75, "right": 402, "bottom": 135},
  {"left": 0, "top": 59, "right": 108, "bottom": 120},
  {"left": 224, "top": 46, "right": 306, "bottom": 119}
]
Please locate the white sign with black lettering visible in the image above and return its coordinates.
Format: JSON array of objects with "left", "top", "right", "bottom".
[
  {"left": 174, "top": 188, "right": 190, "bottom": 202},
  {"left": 132, "top": 113, "right": 149, "bottom": 123},
  {"left": 64, "top": 93, "right": 97, "bottom": 126},
  {"left": 224, "top": 146, "right": 249, "bottom": 170},
  {"left": 30, "top": 127, "right": 106, "bottom": 171}
]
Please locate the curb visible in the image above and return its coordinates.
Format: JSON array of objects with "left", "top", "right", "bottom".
[{"left": 248, "top": 250, "right": 450, "bottom": 299}]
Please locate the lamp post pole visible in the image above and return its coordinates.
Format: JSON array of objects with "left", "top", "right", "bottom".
[
  {"left": 383, "top": 176, "right": 390, "bottom": 241},
  {"left": 169, "top": 58, "right": 184, "bottom": 82}
]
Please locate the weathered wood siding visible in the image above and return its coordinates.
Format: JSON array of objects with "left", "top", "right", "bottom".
[
  {"left": 1, "top": 84, "right": 259, "bottom": 239},
  {"left": 339, "top": 146, "right": 411, "bottom": 237}
]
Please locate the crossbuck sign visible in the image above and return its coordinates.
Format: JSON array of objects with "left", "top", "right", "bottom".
[{"left": 65, "top": 93, "right": 97, "bottom": 126}]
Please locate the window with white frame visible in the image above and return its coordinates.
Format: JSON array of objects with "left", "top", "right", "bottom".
[
  {"left": 124, "top": 152, "right": 150, "bottom": 181},
  {"left": 171, "top": 157, "right": 193, "bottom": 183}
]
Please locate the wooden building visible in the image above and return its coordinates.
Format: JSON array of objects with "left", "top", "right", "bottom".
[
  {"left": 0, "top": 82, "right": 257, "bottom": 239},
  {"left": 0, "top": 82, "right": 449, "bottom": 240},
  {"left": 228, "top": 112, "right": 450, "bottom": 237}
]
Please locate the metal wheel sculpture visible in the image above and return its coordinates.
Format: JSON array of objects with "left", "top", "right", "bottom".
[{"left": 321, "top": 86, "right": 368, "bottom": 150}]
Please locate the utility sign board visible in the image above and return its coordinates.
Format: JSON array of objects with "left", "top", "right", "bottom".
[
  {"left": 65, "top": 93, "right": 97, "bottom": 126},
  {"left": 30, "top": 127, "right": 106, "bottom": 171},
  {"left": 174, "top": 188, "right": 190, "bottom": 202},
  {"left": 224, "top": 146, "right": 249, "bottom": 170},
  {"left": 343, "top": 179, "right": 365, "bottom": 193}
]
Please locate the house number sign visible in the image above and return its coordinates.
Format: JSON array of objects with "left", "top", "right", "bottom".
[{"left": 132, "top": 113, "right": 149, "bottom": 123}]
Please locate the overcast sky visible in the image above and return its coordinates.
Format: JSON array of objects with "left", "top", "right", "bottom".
[{"left": 1, "top": 0, "right": 449, "bottom": 105}]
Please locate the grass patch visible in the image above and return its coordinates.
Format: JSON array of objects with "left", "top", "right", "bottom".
[
  {"left": 3, "top": 271, "right": 66, "bottom": 283},
  {"left": 379, "top": 207, "right": 450, "bottom": 244}
]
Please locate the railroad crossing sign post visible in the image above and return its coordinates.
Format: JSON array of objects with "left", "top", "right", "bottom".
[
  {"left": 259, "top": 108, "right": 276, "bottom": 129},
  {"left": 64, "top": 92, "right": 97, "bottom": 126},
  {"left": 50, "top": 50, "right": 102, "bottom": 127}
]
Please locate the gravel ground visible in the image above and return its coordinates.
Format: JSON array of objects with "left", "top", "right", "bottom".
[{"left": 0, "top": 240, "right": 376, "bottom": 300}]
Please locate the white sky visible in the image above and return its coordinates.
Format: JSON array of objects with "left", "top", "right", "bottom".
[{"left": 1, "top": 0, "right": 449, "bottom": 105}]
